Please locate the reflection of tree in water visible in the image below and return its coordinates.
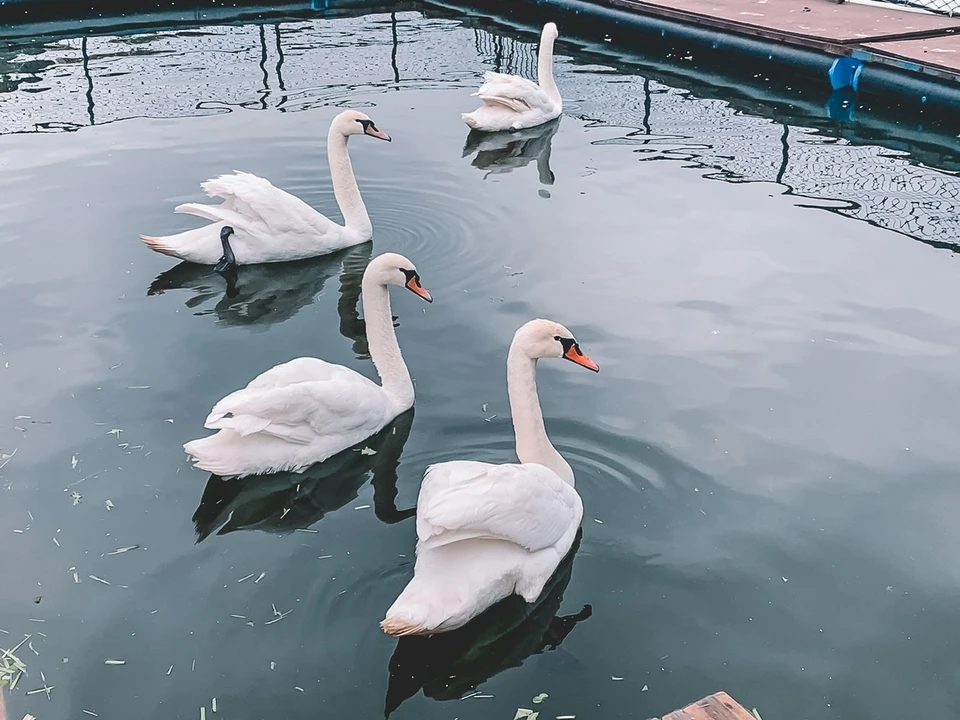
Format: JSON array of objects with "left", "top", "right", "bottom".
[{"left": 384, "top": 529, "right": 590, "bottom": 717}]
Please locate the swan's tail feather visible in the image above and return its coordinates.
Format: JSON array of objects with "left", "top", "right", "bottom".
[
  {"left": 380, "top": 616, "right": 428, "bottom": 637},
  {"left": 461, "top": 112, "right": 481, "bottom": 130},
  {"left": 140, "top": 234, "right": 179, "bottom": 258}
]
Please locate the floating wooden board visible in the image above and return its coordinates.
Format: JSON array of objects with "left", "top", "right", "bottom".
[
  {"left": 660, "top": 691, "right": 755, "bottom": 720},
  {"left": 603, "top": 0, "right": 960, "bottom": 45}
]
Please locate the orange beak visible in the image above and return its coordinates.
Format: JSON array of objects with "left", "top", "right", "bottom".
[
  {"left": 563, "top": 343, "right": 599, "bottom": 372},
  {"left": 405, "top": 275, "right": 433, "bottom": 303},
  {"left": 364, "top": 125, "right": 391, "bottom": 142}
]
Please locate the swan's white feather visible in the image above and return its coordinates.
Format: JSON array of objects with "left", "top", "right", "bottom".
[
  {"left": 185, "top": 358, "right": 395, "bottom": 477},
  {"left": 382, "top": 460, "right": 582, "bottom": 636},
  {"left": 415, "top": 460, "right": 581, "bottom": 553},
  {"left": 474, "top": 72, "right": 551, "bottom": 113}
]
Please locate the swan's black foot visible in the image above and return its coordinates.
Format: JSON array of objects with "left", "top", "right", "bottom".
[{"left": 213, "top": 226, "right": 238, "bottom": 286}]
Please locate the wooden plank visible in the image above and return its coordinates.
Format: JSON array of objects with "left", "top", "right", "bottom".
[
  {"left": 600, "top": 0, "right": 960, "bottom": 45},
  {"left": 661, "top": 691, "right": 755, "bottom": 720},
  {"left": 864, "top": 33, "right": 960, "bottom": 74}
]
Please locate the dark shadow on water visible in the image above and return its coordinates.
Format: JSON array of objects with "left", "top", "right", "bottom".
[
  {"left": 148, "top": 243, "right": 392, "bottom": 358},
  {"left": 384, "top": 528, "right": 589, "bottom": 717},
  {"left": 191, "top": 408, "right": 416, "bottom": 540},
  {"left": 462, "top": 118, "right": 560, "bottom": 187}
]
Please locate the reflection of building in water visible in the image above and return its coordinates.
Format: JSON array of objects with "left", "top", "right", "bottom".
[{"left": 1, "top": 15, "right": 957, "bottom": 250}]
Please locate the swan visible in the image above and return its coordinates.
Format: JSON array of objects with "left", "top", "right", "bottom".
[
  {"left": 462, "top": 23, "right": 562, "bottom": 133},
  {"left": 140, "top": 109, "right": 391, "bottom": 276},
  {"left": 183, "top": 252, "right": 432, "bottom": 479},
  {"left": 381, "top": 318, "right": 599, "bottom": 636}
]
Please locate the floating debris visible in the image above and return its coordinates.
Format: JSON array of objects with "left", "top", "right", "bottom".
[
  {"left": 294, "top": 686, "right": 304, "bottom": 693},
  {"left": 108, "top": 429, "right": 123, "bottom": 437},
  {"left": 611, "top": 676, "right": 624, "bottom": 681},
  {"left": 105, "top": 500, "right": 115, "bottom": 511},
  {"left": 25, "top": 683, "right": 54, "bottom": 698},
  {"left": 72, "top": 492, "right": 82, "bottom": 506},
  {"left": 0, "top": 635, "right": 30, "bottom": 689},
  {"left": 514, "top": 710, "right": 539, "bottom": 720},
  {"left": 0, "top": 448, "right": 18, "bottom": 471},
  {"left": 557, "top": 716, "right": 576, "bottom": 719},
  {"left": 200, "top": 706, "right": 206, "bottom": 720},
  {"left": 254, "top": 572, "right": 265, "bottom": 584},
  {"left": 89, "top": 575, "right": 112, "bottom": 586},
  {"left": 752, "top": 708, "right": 763, "bottom": 720},
  {"left": 83, "top": 711, "right": 99, "bottom": 717},
  {"left": 237, "top": 573, "right": 255, "bottom": 583},
  {"left": 353, "top": 505, "right": 371, "bottom": 511},
  {"left": 71, "top": 455, "right": 78, "bottom": 469},
  {"left": 593, "top": 519, "right": 603, "bottom": 524},
  {"left": 269, "top": 661, "right": 276, "bottom": 670},
  {"left": 533, "top": 693, "right": 548, "bottom": 704},
  {"left": 212, "top": 697, "right": 217, "bottom": 713},
  {"left": 106, "top": 545, "right": 140, "bottom": 556},
  {"left": 294, "top": 528, "right": 318, "bottom": 534},
  {"left": 167, "top": 665, "right": 174, "bottom": 676},
  {"left": 641, "top": 685, "right": 649, "bottom": 692},
  {"left": 104, "top": 659, "right": 125, "bottom": 665},
  {"left": 318, "top": 555, "right": 333, "bottom": 560},
  {"left": 359, "top": 447, "right": 377, "bottom": 456}
]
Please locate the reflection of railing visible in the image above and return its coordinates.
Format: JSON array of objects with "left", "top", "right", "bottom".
[
  {"left": 581, "top": 74, "right": 960, "bottom": 253},
  {"left": 0, "top": 10, "right": 405, "bottom": 133},
  {"left": 473, "top": 27, "right": 537, "bottom": 78}
]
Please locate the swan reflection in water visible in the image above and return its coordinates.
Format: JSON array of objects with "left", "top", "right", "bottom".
[
  {"left": 147, "top": 243, "right": 382, "bottom": 357},
  {"left": 192, "top": 409, "right": 415, "bottom": 540},
  {"left": 461, "top": 118, "right": 560, "bottom": 188},
  {"left": 384, "top": 529, "right": 590, "bottom": 717}
]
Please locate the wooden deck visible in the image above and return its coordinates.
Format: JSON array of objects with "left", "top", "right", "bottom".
[
  {"left": 599, "top": 0, "right": 960, "bottom": 80},
  {"left": 660, "top": 691, "right": 755, "bottom": 720}
]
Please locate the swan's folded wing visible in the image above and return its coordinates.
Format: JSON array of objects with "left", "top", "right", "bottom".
[
  {"left": 204, "top": 366, "right": 388, "bottom": 445},
  {"left": 416, "top": 461, "right": 582, "bottom": 553},
  {"left": 474, "top": 73, "right": 552, "bottom": 113},
  {"left": 242, "top": 357, "right": 345, "bottom": 391},
  {"left": 180, "top": 171, "right": 338, "bottom": 238}
]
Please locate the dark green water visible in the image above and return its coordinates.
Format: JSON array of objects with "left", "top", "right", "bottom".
[{"left": 1, "top": 9, "right": 959, "bottom": 720}]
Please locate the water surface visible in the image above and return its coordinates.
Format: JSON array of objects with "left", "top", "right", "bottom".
[{"left": 1, "top": 9, "right": 959, "bottom": 720}]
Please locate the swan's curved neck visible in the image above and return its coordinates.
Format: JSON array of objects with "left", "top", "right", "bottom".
[
  {"left": 327, "top": 126, "right": 372, "bottom": 241},
  {"left": 507, "top": 345, "right": 574, "bottom": 485},
  {"left": 537, "top": 32, "right": 560, "bottom": 104},
  {"left": 361, "top": 276, "right": 413, "bottom": 409}
]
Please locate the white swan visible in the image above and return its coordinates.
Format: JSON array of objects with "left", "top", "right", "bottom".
[
  {"left": 381, "top": 318, "right": 599, "bottom": 636},
  {"left": 462, "top": 23, "right": 563, "bottom": 133},
  {"left": 183, "top": 252, "right": 432, "bottom": 479},
  {"left": 140, "top": 109, "right": 390, "bottom": 268}
]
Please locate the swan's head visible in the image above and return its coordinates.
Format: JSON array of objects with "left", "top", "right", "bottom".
[
  {"left": 333, "top": 109, "right": 391, "bottom": 142},
  {"left": 512, "top": 318, "right": 599, "bottom": 372},
  {"left": 366, "top": 252, "right": 432, "bottom": 303},
  {"left": 541, "top": 22, "right": 559, "bottom": 42}
]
